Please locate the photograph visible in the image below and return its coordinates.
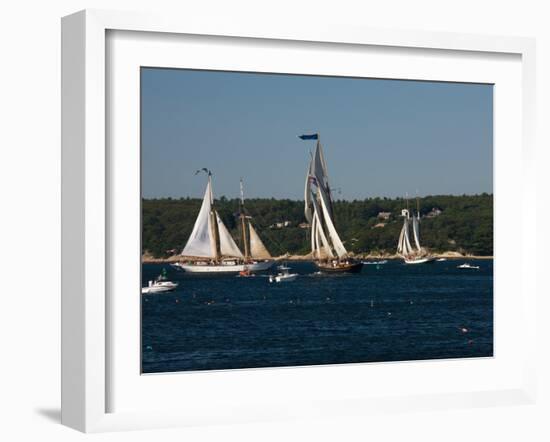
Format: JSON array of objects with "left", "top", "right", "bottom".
[{"left": 140, "top": 67, "right": 493, "bottom": 373}]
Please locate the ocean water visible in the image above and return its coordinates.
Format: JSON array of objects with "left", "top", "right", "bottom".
[{"left": 141, "top": 260, "right": 493, "bottom": 373}]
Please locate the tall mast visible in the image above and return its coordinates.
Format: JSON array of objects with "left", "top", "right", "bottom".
[
  {"left": 318, "top": 132, "right": 334, "bottom": 217},
  {"left": 239, "top": 178, "right": 249, "bottom": 259},
  {"left": 416, "top": 190, "right": 420, "bottom": 217},
  {"left": 300, "top": 131, "right": 346, "bottom": 260},
  {"left": 314, "top": 133, "right": 330, "bottom": 257},
  {"left": 208, "top": 171, "right": 220, "bottom": 260}
]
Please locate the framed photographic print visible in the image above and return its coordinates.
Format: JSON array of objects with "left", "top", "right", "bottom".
[
  {"left": 61, "top": 9, "right": 537, "bottom": 432},
  {"left": 140, "top": 68, "right": 494, "bottom": 374}
]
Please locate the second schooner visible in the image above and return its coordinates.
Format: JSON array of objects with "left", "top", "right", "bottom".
[
  {"left": 173, "top": 170, "right": 274, "bottom": 274},
  {"left": 396, "top": 197, "right": 435, "bottom": 264},
  {"left": 301, "top": 133, "right": 363, "bottom": 273}
]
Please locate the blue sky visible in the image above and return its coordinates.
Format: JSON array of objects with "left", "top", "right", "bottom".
[{"left": 141, "top": 68, "right": 493, "bottom": 200}]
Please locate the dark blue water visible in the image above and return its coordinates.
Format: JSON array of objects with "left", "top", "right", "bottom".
[{"left": 141, "top": 260, "right": 493, "bottom": 373}]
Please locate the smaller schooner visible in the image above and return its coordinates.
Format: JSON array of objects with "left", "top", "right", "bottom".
[
  {"left": 397, "top": 196, "right": 435, "bottom": 264},
  {"left": 173, "top": 170, "right": 274, "bottom": 274}
]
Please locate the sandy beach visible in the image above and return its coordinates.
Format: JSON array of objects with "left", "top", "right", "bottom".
[{"left": 142, "top": 251, "right": 493, "bottom": 263}]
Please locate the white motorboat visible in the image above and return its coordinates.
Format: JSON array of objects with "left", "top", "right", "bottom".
[
  {"left": 362, "top": 260, "right": 388, "bottom": 265},
  {"left": 436, "top": 258, "right": 447, "bottom": 262},
  {"left": 269, "top": 265, "right": 298, "bottom": 283},
  {"left": 457, "top": 263, "right": 480, "bottom": 270},
  {"left": 175, "top": 171, "right": 275, "bottom": 274},
  {"left": 141, "top": 271, "right": 178, "bottom": 294}
]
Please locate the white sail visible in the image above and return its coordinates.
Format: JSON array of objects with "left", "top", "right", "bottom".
[
  {"left": 216, "top": 212, "right": 243, "bottom": 258},
  {"left": 412, "top": 214, "right": 421, "bottom": 251},
  {"left": 314, "top": 210, "right": 334, "bottom": 259},
  {"left": 248, "top": 222, "right": 271, "bottom": 259},
  {"left": 311, "top": 213, "right": 318, "bottom": 256},
  {"left": 304, "top": 161, "right": 314, "bottom": 224},
  {"left": 312, "top": 218, "right": 328, "bottom": 259},
  {"left": 403, "top": 218, "right": 413, "bottom": 255},
  {"left": 182, "top": 179, "right": 217, "bottom": 258},
  {"left": 309, "top": 191, "right": 335, "bottom": 258},
  {"left": 397, "top": 217, "right": 414, "bottom": 256},
  {"left": 305, "top": 140, "right": 332, "bottom": 218},
  {"left": 313, "top": 141, "right": 346, "bottom": 257},
  {"left": 312, "top": 142, "right": 331, "bottom": 194},
  {"left": 317, "top": 245, "right": 330, "bottom": 260},
  {"left": 311, "top": 143, "right": 332, "bottom": 209},
  {"left": 303, "top": 137, "right": 349, "bottom": 260},
  {"left": 318, "top": 186, "right": 347, "bottom": 258},
  {"left": 397, "top": 219, "right": 406, "bottom": 254}
]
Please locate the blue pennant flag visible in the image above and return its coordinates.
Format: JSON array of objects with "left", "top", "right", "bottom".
[{"left": 298, "top": 134, "right": 318, "bottom": 140}]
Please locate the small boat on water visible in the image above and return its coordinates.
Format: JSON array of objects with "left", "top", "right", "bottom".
[
  {"left": 457, "top": 263, "right": 480, "bottom": 270},
  {"left": 436, "top": 258, "right": 447, "bottom": 262},
  {"left": 362, "top": 260, "right": 388, "bottom": 265},
  {"left": 237, "top": 266, "right": 254, "bottom": 277},
  {"left": 142, "top": 269, "right": 178, "bottom": 294},
  {"left": 301, "top": 133, "right": 363, "bottom": 274},
  {"left": 397, "top": 197, "right": 435, "bottom": 265},
  {"left": 269, "top": 265, "right": 298, "bottom": 283}
]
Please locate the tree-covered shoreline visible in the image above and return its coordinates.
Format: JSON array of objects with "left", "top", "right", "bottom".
[{"left": 142, "top": 194, "right": 493, "bottom": 258}]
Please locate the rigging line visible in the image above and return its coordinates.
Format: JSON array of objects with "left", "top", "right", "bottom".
[
  {"left": 240, "top": 201, "right": 307, "bottom": 256},
  {"left": 247, "top": 214, "right": 299, "bottom": 256},
  {"left": 235, "top": 179, "right": 287, "bottom": 256},
  {"left": 222, "top": 199, "right": 282, "bottom": 255}
]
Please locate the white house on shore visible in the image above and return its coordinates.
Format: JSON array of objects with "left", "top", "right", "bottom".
[
  {"left": 270, "top": 220, "right": 292, "bottom": 229},
  {"left": 425, "top": 207, "right": 442, "bottom": 218}
]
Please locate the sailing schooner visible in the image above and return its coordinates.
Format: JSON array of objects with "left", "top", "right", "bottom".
[
  {"left": 397, "top": 197, "right": 435, "bottom": 264},
  {"left": 301, "top": 133, "right": 363, "bottom": 273},
  {"left": 173, "top": 170, "right": 274, "bottom": 273}
]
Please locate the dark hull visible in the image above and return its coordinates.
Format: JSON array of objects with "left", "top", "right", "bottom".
[{"left": 315, "top": 261, "right": 364, "bottom": 273}]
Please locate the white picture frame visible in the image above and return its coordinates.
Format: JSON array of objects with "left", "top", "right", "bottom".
[{"left": 61, "top": 9, "right": 537, "bottom": 433}]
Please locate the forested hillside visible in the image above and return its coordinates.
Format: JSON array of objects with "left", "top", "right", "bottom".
[{"left": 142, "top": 194, "right": 493, "bottom": 258}]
